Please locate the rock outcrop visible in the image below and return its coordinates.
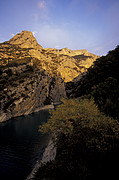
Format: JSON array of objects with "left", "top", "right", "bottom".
[{"left": 9, "top": 30, "right": 43, "bottom": 50}]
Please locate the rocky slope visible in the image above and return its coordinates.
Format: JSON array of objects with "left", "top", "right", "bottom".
[
  {"left": 0, "top": 30, "right": 98, "bottom": 122},
  {"left": 0, "top": 65, "right": 66, "bottom": 122},
  {"left": 41, "top": 47, "right": 99, "bottom": 82}
]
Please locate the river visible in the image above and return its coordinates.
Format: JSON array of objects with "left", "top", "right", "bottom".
[{"left": 0, "top": 110, "right": 50, "bottom": 180}]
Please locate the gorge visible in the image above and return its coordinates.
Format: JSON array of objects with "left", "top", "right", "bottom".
[
  {"left": 0, "top": 30, "right": 99, "bottom": 122},
  {"left": 1, "top": 31, "right": 119, "bottom": 180},
  {"left": 0, "top": 30, "right": 100, "bottom": 179}
]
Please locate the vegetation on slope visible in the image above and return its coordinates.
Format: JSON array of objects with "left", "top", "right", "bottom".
[
  {"left": 34, "top": 46, "right": 119, "bottom": 179},
  {"left": 66, "top": 45, "right": 119, "bottom": 119},
  {"left": 36, "top": 98, "right": 119, "bottom": 179}
]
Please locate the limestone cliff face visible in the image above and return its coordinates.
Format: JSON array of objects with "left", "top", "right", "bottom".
[{"left": 0, "top": 30, "right": 99, "bottom": 122}]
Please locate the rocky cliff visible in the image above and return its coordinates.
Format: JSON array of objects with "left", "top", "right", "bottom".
[
  {"left": 0, "top": 30, "right": 98, "bottom": 122},
  {"left": 0, "top": 65, "right": 66, "bottom": 122}
]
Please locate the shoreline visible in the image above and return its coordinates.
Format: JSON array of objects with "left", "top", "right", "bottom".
[
  {"left": 0, "top": 103, "right": 57, "bottom": 179},
  {"left": 33, "top": 104, "right": 54, "bottom": 112},
  {"left": 0, "top": 104, "right": 55, "bottom": 123},
  {"left": 26, "top": 135, "right": 56, "bottom": 180}
]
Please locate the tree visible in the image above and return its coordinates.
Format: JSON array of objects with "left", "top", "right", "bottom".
[
  {"left": 39, "top": 98, "right": 119, "bottom": 149},
  {"left": 92, "top": 77, "right": 119, "bottom": 118},
  {"left": 38, "top": 98, "right": 119, "bottom": 179}
]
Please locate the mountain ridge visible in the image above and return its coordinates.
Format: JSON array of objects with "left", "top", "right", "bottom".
[{"left": 0, "top": 30, "right": 99, "bottom": 82}]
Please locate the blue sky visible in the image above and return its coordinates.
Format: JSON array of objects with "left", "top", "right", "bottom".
[{"left": 0, "top": 0, "right": 119, "bottom": 55}]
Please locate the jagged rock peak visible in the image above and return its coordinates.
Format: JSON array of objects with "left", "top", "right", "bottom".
[
  {"left": 59, "top": 48, "right": 90, "bottom": 56},
  {"left": 9, "top": 30, "right": 42, "bottom": 49},
  {"left": 45, "top": 47, "right": 97, "bottom": 58}
]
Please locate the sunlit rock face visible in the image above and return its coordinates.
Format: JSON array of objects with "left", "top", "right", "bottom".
[
  {"left": 0, "top": 30, "right": 99, "bottom": 82},
  {"left": 0, "top": 30, "right": 99, "bottom": 122},
  {"left": 42, "top": 47, "right": 99, "bottom": 82},
  {"left": 9, "top": 30, "right": 43, "bottom": 50}
]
